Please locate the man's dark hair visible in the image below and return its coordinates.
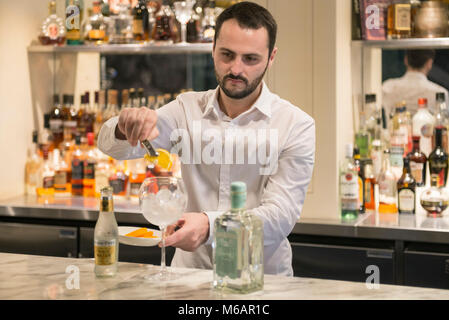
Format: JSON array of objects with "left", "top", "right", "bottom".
[
  {"left": 406, "top": 50, "right": 435, "bottom": 69},
  {"left": 214, "top": 1, "right": 277, "bottom": 56}
]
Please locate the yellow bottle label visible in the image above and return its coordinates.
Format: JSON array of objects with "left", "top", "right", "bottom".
[{"left": 94, "top": 239, "right": 116, "bottom": 266}]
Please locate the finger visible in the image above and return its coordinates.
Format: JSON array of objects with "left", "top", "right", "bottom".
[
  {"left": 163, "top": 227, "right": 187, "bottom": 248},
  {"left": 118, "top": 110, "right": 130, "bottom": 136},
  {"left": 125, "top": 110, "right": 138, "bottom": 144},
  {"left": 129, "top": 117, "right": 145, "bottom": 147}
]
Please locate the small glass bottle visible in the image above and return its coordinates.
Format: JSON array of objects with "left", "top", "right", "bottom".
[
  {"left": 36, "top": 149, "right": 55, "bottom": 197},
  {"left": 387, "top": 1, "right": 411, "bottom": 39},
  {"left": 39, "top": 0, "right": 66, "bottom": 45},
  {"left": 84, "top": 1, "right": 107, "bottom": 44},
  {"left": 397, "top": 157, "right": 416, "bottom": 214},
  {"left": 429, "top": 127, "right": 449, "bottom": 188},
  {"left": 151, "top": 0, "right": 176, "bottom": 43},
  {"left": 201, "top": 0, "right": 216, "bottom": 43},
  {"left": 94, "top": 186, "right": 119, "bottom": 277},
  {"left": 407, "top": 136, "right": 427, "bottom": 187},
  {"left": 108, "top": 160, "right": 129, "bottom": 197},
  {"left": 339, "top": 143, "right": 359, "bottom": 220},
  {"left": 420, "top": 176, "right": 449, "bottom": 218},
  {"left": 65, "top": 0, "right": 84, "bottom": 45},
  {"left": 109, "top": 1, "right": 133, "bottom": 44},
  {"left": 132, "top": 0, "right": 150, "bottom": 42},
  {"left": 213, "top": 181, "right": 264, "bottom": 293},
  {"left": 378, "top": 149, "right": 398, "bottom": 214}
]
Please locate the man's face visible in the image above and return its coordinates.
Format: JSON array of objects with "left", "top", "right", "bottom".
[{"left": 213, "top": 19, "right": 276, "bottom": 100}]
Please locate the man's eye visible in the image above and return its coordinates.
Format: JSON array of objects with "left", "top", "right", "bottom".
[{"left": 244, "top": 56, "right": 258, "bottom": 64}]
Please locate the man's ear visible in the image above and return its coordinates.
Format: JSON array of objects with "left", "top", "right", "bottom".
[{"left": 268, "top": 47, "right": 278, "bottom": 68}]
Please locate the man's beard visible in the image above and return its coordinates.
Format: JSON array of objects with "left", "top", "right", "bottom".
[{"left": 215, "top": 64, "right": 268, "bottom": 100}]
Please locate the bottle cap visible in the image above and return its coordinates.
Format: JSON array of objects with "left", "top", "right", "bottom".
[
  {"left": 436, "top": 92, "right": 445, "bottom": 101},
  {"left": 231, "top": 181, "right": 246, "bottom": 210},
  {"left": 87, "top": 132, "right": 94, "bottom": 146},
  {"left": 53, "top": 94, "right": 60, "bottom": 105},
  {"left": 44, "top": 113, "right": 51, "bottom": 129},
  {"left": 412, "top": 135, "right": 420, "bottom": 142},
  {"left": 32, "top": 130, "right": 38, "bottom": 144},
  {"left": 365, "top": 94, "right": 376, "bottom": 103},
  {"left": 418, "top": 98, "right": 427, "bottom": 107}
]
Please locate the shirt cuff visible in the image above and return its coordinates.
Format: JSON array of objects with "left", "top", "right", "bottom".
[{"left": 204, "top": 211, "right": 224, "bottom": 245}]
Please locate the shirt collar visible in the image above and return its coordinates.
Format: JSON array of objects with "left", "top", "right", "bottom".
[
  {"left": 202, "top": 81, "right": 272, "bottom": 119},
  {"left": 403, "top": 70, "right": 428, "bottom": 81}
]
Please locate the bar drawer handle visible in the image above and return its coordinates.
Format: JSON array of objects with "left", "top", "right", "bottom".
[
  {"left": 366, "top": 250, "right": 393, "bottom": 259},
  {"left": 59, "top": 230, "right": 76, "bottom": 239}
]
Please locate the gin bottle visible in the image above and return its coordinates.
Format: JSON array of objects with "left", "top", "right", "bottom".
[
  {"left": 94, "top": 187, "right": 119, "bottom": 277},
  {"left": 213, "top": 182, "right": 264, "bottom": 293},
  {"left": 340, "top": 143, "right": 359, "bottom": 220}
]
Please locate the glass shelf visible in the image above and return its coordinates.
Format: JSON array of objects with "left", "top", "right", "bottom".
[
  {"left": 352, "top": 38, "right": 449, "bottom": 50},
  {"left": 27, "top": 42, "right": 213, "bottom": 54}
]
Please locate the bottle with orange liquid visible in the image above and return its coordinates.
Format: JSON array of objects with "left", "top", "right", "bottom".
[
  {"left": 378, "top": 149, "right": 398, "bottom": 214},
  {"left": 83, "top": 132, "right": 97, "bottom": 197},
  {"left": 128, "top": 158, "right": 146, "bottom": 198}
]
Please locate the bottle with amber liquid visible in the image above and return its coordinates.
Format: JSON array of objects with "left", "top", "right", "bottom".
[
  {"left": 387, "top": 1, "right": 411, "bottom": 39},
  {"left": 132, "top": 0, "right": 149, "bottom": 42},
  {"left": 71, "top": 134, "right": 85, "bottom": 196},
  {"left": 39, "top": 0, "right": 66, "bottom": 45},
  {"left": 397, "top": 157, "right": 416, "bottom": 214},
  {"left": 109, "top": 160, "right": 129, "bottom": 197},
  {"left": 53, "top": 149, "right": 72, "bottom": 197},
  {"left": 407, "top": 136, "right": 427, "bottom": 187},
  {"left": 364, "top": 160, "right": 376, "bottom": 211},
  {"left": 378, "top": 149, "right": 398, "bottom": 214},
  {"left": 83, "top": 133, "right": 97, "bottom": 197},
  {"left": 151, "top": 0, "right": 176, "bottom": 43},
  {"left": 429, "top": 127, "right": 449, "bottom": 188}
]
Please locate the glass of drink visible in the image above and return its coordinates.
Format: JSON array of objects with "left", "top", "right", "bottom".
[
  {"left": 173, "top": 0, "right": 196, "bottom": 44},
  {"left": 139, "top": 176, "right": 187, "bottom": 281}
]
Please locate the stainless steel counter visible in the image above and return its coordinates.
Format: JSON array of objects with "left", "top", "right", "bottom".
[{"left": 1, "top": 195, "right": 449, "bottom": 244}]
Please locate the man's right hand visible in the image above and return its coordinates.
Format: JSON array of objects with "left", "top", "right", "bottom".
[{"left": 115, "top": 107, "right": 159, "bottom": 147}]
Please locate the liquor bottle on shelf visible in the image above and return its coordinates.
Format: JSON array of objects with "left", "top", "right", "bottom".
[
  {"left": 83, "top": 133, "right": 97, "bottom": 198},
  {"left": 155, "top": 95, "right": 165, "bottom": 109},
  {"left": 108, "top": 1, "right": 133, "bottom": 44},
  {"left": 76, "top": 93, "right": 89, "bottom": 139},
  {"left": 71, "top": 134, "right": 85, "bottom": 196},
  {"left": 49, "top": 94, "right": 64, "bottom": 149},
  {"left": 387, "top": 0, "right": 411, "bottom": 39},
  {"left": 433, "top": 92, "right": 449, "bottom": 153},
  {"left": 187, "top": 4, "right": 201, "bottom": 43},
  {"left": 364, "top": 94, "right": 378, "bottom": 141},
  {"left": 138, "top": 88, "right": 146, "bottom": 107},
  {"left": 363, "top": 160, "right": 376, "bottom": 211},
  {"left": 53, "top": 149, "right": 72, "bottom": 197},
  {"left": 103, "top": 90, "right": 119, "bottom": 122},
  {"left": 132, "top": 0, "right": 150, "bottom": 42},
  {"left": 96, "top": 90, "right": 106, "bottom": 128},
  {"left": 355, "top": 111, "right": 370, "bottom": 159},
  {"left": 109, "top": 160, "right": 129, "bottom": 197},
  {"left": 65, "top": 0, "right": 84, "bottom": 45},
  {"left": 378, "top": 149, "right": 398, "bottom": 214},
  {"left": 353, "top": 148, "right": 365, "bottom": 214},
  {"left": 397, "top": 157, "right": 416, "bottom": 214},
  {"left": 147, "top": 96, "right": 156, "bottom": 110},
  {"left": 36, "top": 148, "right": 55, "bottom": 197},
  {"left": 93, "top": 91, "right": 102, "bottom": 141},
  {"left": 390, "top": 103, "right": 411, "bottom": 178},
  {"left": 129, "top": 88, "right": 137, "bottom": 108},
  {"left": 412, "top": 98, "right": 434, "bottom": 157},
  {"left": 62, "top": 94, "right": 77, "bottom": 140},
  {"left": 202, "top": 0, "right": 216, "bottom": 43},
  {"left": 128, "top": 159, "right": 146, "bottom": 199},
  {"left": 339, "top": 143, "right": 359, "bottom": 221},
  {"left": 25, "top": 131, "right": 43, "bottom": 196},
  {"left": 39, "top": 114, "right": 55, "bottom": 158},
  {"left": 94, "top": 186, "right": 119, "bottom": 278},
  {"left": 151, "top": 0, "right": 176, "bottom": 43},
  {"left": 38, "top": 0, "right": 66, "bottom": 45},
  {"left": 407, "top": 136, "right": 427, "bottom": 187},
  {"left": 428, "top": 127, "right": 449, "bottom": 188},
  {"left": 213, "top": 181, "right": 263, "bottom": 293},
  {"left": 84, "top": 1, "right": 107, "bottom": 44},
  {"left": 371, "top": 117, "right": 383, "bottom": 179}
]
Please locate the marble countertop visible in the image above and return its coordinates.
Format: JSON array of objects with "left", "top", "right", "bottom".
[{"left": 0, "top": 252, "right": 448, "bottom": 300}]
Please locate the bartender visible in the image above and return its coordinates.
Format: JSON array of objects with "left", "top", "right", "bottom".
[{"left": 98, "top": 1, "right": 315, "bottom": 276}]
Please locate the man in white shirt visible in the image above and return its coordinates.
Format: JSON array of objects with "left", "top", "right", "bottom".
[
  {"left": 383, "top": 49, "right": 449, "bottom": 117},
  {"left": 98, "top": 2, "right": 315, "bottom": 276}
]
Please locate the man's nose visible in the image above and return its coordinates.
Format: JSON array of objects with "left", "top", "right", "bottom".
[{"left": 229, "top": 57, "right": 244, "bottom": 75}]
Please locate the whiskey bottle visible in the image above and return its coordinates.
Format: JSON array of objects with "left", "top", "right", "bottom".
[
  {"left": 109, "top": 1, "right": 133, "bottom": 44},
  {"left": 429, "top": 127, "right": 449, "bottom": 188},
  {"left": 151, "top": 0, "right": 176, "bottom": 43},
  {"left": 340, "top": 144, "right": 359, "bottom": 220},
  {"left": 49, "top": 94, "right": 64, "bottom": 149},
  {"left": 94, "top": 186, "right": 119, "bottom": 277},
  {"left": 213, "top": 181, "right": 264, "bottom": 293},
  {"left": 407, "top": 136, "right": 427, "bottom": 187},
  {"left": 53, "top": 149, "right": 72, "bottom": 197},
  {"left": 62, "top": 94, "right": 77, "bottom": 140},
  {"left": 39, "top": 0, "right": 66, "bottom": 45},
  {"left": 84, "top": 1, "right": 107, "bottom": 44},
  {"left": 132, "top": 0, "right": 150, "bottom": 42},
  {"left": 202, "top": 0, "right": 216, "bottom": 43},
  {"left": 397, "top": 157, "right": 416, "bottom": 214},
  {"left": 36, "top": 148, "right": 55, "bottom": 197},
  {"left": 378, "top": 149, "right": 398, "bottom": 214},
  {"left": 71, "top": 134, "right": 85, "bottom": 196},
  {"left": 65, "top": 0, "right": 84, "bottom": 45},
  {"left": 387, "top": 1, "right": 411, "bottom": 39}
]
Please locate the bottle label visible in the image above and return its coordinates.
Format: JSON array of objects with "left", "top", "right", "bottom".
[
  {"left": 410, "top": 161, "right": 424, "bottom": 184},
  {"left": 47, "top": 23, "right": 60, "bottom": 40},
  {"left": 54, "top": 171, "right": 67, "bottom": 189},
  {"left": 133, "top": 20, "right": 143, "bottom": 34},
  {"left": 390, "top": 146, "right": 404, "bottom": 167},
  {"left": 49, "top": 119, "right": 63, "bottom": 133},
  {"left": 365, "top": 181, "right": 372, "bottom": 203},
  {"left": 88, "top": 29, "right": 105, "bottom": 40},
  {"left": 421, "top": 124, "right": 433, "bottom": 138},
  {"left": 43, "top": 176, "right": 54, "bottom": 189},
  {"left": 215, "top": 229, "right": 241, "bottom": 279},
  {"left": 340, "top": 173, "right": 358, "bottom": 210},
  {"left": 72, "top": 159, "right": 84, "bottom": 180},
  {"left": 394, "top": 4, "right": 411, "bottom": 31},
  {"left": 109, "top": 179, "right": 125, "bottom": 195},
  {"left": 94, "top": 239, "right": 117, "bottom": 266},
  {"left": 398, "top": 189, "right": 415, "bottom": 212},
  {"left": 84, "top": 161, "right": 95, "bottom": 179},
  {"left": 130, "top": 182, "right": 141, "bottom": 196}
]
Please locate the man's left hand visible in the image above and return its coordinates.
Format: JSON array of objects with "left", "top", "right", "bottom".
[{"left": 162, "top": 212, "right": 210, "bottom": 251}]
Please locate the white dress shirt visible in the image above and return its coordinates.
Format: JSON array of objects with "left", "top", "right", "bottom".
[
  {"left": 382, "top": 71, "right": 449, "bottom": 117},
  {"left": 97, "top": 82, "right": 315, "bottom": 276}
]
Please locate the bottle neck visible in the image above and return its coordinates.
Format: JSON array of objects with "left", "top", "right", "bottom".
[
  {"left": 435, "top": 129, "right": 443, "bottom": 148},
  {"left": 412, "top": 140, "right": 420, "bottom": 152}
]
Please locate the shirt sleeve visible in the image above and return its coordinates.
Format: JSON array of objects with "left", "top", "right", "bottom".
[
  {"left": 251, "top": 118, "right": 316, "bottom": 247},
  {"left": 97, "top": 101, "right": 180, "bottom": 160}
]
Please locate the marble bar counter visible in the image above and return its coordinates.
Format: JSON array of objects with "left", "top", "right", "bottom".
[
  {"left": 1, "top": 252, "right": 448, "bottom": 300},
  {"left": 1, "top": 195, "right": 449, "bottom": 244}
]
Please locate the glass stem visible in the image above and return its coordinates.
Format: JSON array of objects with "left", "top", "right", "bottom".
[
  {"left": 160, "top": 226, "right": 166, "bottom": 273},
  {"left": 181, "top": 23, "right": 187, "bottom": 43}
]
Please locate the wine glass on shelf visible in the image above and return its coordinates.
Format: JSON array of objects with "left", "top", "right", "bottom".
[
  {"left": 173, "top": 0, "right": 196, "bottom": 44},
  {"left": 139, "top": 176, "right": 188, "bottom": 281}
]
